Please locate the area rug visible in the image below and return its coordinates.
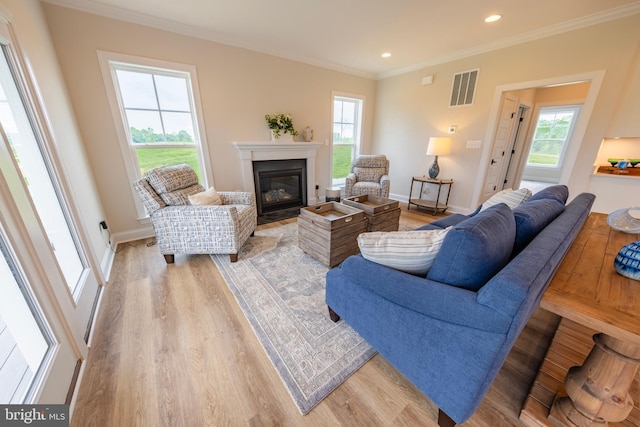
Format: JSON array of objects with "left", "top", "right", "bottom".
[{"left": 211, "top": 222, "right": 376, "bottom": 414}]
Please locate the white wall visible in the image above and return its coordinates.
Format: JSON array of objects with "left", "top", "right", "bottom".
[
  {"left": 41, "top": 4, "right": 640, "bottom": 227},
  {"left": 373, "top": 15, "right": 640, "bottom": 213},
  {"left": 42, "top": 3, "right": 376, "bottom": 240}
]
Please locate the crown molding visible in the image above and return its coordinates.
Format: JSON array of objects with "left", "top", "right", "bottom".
[
  {"left": 42, "top": 0, "right": 640, "bottom": 81},
  {"left": 376, "top": 3, "right": 640, "bottom": 80}
]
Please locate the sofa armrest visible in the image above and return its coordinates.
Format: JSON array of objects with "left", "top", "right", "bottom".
[
  {"left": 152, "top": 205, "right": 240, "bottom": 224},
  {"left": 345, "top": 173, "right": 357, "bottom": 196},
  {"left": 329, "top": 255, "right": 511, "bottom": 333},
  {"left": 380, "top": 174, "right": 390, "bottom": 197},
  {"left": 218, "top": 191, "right": 255, "bottom": 206}
]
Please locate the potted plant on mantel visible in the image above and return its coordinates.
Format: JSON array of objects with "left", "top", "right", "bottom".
[{"left": 265, "top": 113, "right": 298, "bottom": 142}]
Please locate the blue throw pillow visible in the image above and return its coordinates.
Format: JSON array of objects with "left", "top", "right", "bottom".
[
  {"left": 512, "top": 199, "right": 565, "bottom": 256},
  {"left": 427, "top": 203, "right": 516, "bottom": 291},
  {"left": 527, "top": 185, "right": 569, "bottom": 204}
]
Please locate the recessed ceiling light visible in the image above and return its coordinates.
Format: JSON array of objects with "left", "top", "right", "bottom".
[
  {"left": 485, "top": 14, "right": 501, "bottom": 23},
  {"left": 381, "top": 52, "right": 391, "bottom": 58}
]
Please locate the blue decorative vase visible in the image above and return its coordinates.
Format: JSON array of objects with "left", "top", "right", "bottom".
[
  {"left": 614, "top": 240, "right": 640, "bottom": 281},
  {"left": 428, "top": 156, "right": 440, "bottom": 179}
]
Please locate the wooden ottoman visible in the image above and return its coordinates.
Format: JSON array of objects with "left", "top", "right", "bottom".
[
  {"left": 298, "top": 202, "right": 367, "bottom": 267},
  {"left": 342, "top": 195, "right": 400, "bottom": 232}
]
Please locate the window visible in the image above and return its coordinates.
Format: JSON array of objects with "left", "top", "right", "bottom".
[
  {"left": 526, "top": 105, "right": 581, "bottom": 168},
  {"left": 0, "top": 47, "right": 86, "bottom": 297},
  {"left": 332, "top": 95, "right": 364, "bottom": 185},
  {"left": 98, "top": 52, "right": 211, "bottom": 217}
]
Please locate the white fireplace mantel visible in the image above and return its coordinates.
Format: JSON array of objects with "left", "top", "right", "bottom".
[{"left": 233, "top": 141, "right": 323, "bottom": 205}]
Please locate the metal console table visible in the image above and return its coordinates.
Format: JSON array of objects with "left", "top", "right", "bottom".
[{"left": 408, "top": 176, "right": 453, "bottom": 215}]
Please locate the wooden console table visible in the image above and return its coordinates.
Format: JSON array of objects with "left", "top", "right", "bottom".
[{"left": 520, "top": 213, "right": 640, "bottom": 427}]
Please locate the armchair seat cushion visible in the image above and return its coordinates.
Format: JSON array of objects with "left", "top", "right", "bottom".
[{"left": 352, "top": 181, "right": 386, "bottom": 197}]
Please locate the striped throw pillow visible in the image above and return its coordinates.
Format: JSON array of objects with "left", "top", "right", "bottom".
[
  {"left": 357, "top": 228, "right": 450, "bottom": 275},
  {"left": 479, "top": 187, "right": 532, "bottom": 212}
]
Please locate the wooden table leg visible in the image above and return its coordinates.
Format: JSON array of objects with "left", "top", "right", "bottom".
[{"left": 549, "top": 333, "right": 640, "bottom": 426}]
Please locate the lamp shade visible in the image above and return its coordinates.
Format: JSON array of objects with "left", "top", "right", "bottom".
[{"left": 426, "top": 137, "right": 451, "bottom": 156}]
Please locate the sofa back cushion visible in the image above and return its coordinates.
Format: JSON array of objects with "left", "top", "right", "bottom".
[
  {"left": 146, "top": 164, "right": 205, "bottom": 206},
  {"left": 527, "top": 184, "right": 569, "bottom": 204},
  {"left": 427, "top": 203, "right": 516, "bottom": 291},
  {"left": 512, "top": 199, "right": 565, "bottom": 256},
  {"left": 351, "top": 155, "right": 389, "bottom": 182}
]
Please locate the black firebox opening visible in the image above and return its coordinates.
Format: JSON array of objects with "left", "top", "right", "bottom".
[{"left": 253, "top": 159, "right": 307, "bottom": 223}]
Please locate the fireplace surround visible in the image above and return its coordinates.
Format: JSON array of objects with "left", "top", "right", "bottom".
[{"left": 233, "top": 141, "right": 323, "bottom": 223}]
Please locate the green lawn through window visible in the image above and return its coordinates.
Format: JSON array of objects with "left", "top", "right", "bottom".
[
  {"left": 333, "top": 145, "right": 353, "bottom": 179},
  {"left": 136, "top": 146, "right": 202, "bottom": 181},
  {"left": 136, "top": 144, "right": 357, "bottom": 184}
]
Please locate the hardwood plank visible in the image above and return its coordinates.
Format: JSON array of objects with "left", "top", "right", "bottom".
[{"left": 71, "top": 208, "right": 564, "bottom": 427}]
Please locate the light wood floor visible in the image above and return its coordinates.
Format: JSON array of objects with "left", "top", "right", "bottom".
[{"left": 71, "top": 206, "right": 560, "bottom": 426}]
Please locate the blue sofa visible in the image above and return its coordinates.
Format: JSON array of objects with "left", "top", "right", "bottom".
[{"left": 325, "top": 186, "right": 595, "bottom": 425}]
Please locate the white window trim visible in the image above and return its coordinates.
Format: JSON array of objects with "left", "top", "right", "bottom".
[
  {"left": 526, "top": 103, "right": 582, "bottom": 170},
  {"left": 331, "top": 91, "right": 365, "bottom": 187},
  {"left": 97, "top": 51, "right": 212, "bottom": 219}
]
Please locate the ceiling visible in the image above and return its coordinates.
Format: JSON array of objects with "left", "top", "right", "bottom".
[{"left": 42, "top": 0, "right": 640, "bottom": 79}]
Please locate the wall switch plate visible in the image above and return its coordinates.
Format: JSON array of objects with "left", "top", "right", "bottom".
[{"left": 467, "top": 140, "right": 481, "bottom": 149}]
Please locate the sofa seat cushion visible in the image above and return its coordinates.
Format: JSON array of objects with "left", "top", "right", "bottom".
[
  {"left": 512, "top": 198, "right": 565, "bottom": 256},
  {"left": 357, "top": 228, "right": 451, "bottom": 275},
  {"left": 527, "top": 184, "right": 569, "bottom": 204},
  {"left": 480, "top": 187, "right": 532, "bottom": 212},
  {"left": 427, "top": 203, "right": 516, "bottom": 291}
]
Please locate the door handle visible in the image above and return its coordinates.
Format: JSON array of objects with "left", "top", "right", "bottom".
[{"left": 491, "top": 159, "right": 497, "bottom": 165}]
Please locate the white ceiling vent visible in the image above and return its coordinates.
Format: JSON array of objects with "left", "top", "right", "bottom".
[{"left": 450, "top": 69, "right": 479, "bottom": 107}]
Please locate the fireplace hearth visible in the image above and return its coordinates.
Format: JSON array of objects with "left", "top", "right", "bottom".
[{"left": 253, "top": 159, "right": 307, "bottom": 224}]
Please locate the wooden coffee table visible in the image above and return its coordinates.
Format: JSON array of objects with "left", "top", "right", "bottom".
[
  {"left": 520, "top": 213, "right": 640, "bottom": 427},
  {"left": 342, "top": 195, "right": 400, "bottom": 232},
  {"left": 297, "top": 202, "right": 367, "bottom": 267}
]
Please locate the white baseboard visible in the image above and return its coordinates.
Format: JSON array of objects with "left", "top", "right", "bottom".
[
  {"left": 389, "top": 191, "right": 471, "bottom": 215},
  {"left": 100, "top": 245, "right": 115, "bottom": 283},
  {"left": 111, "top": 227, "right": 155, "bottom": 245}
]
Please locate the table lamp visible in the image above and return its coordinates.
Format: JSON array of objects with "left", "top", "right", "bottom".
[{"left": 426, "top": 137, "right": 451, "bottom": 179}]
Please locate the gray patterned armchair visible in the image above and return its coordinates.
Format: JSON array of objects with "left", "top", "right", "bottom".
[
  {"left": 345, "top": 154, "right": 390, "bottom": 198},
  {"left": 133, "top": 164, "right": 257, "bottom": 264}
]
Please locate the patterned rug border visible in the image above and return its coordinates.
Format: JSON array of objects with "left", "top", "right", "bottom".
[{"left": 211, "top": 222, "right": 376, "bottom": 414}]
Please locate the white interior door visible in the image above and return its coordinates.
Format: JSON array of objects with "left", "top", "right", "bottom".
[{"left": 481, "top": 94, "right": 519, "bottom": 200}]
